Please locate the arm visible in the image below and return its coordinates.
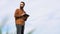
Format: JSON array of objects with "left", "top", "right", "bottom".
[
  {"left": 14, "top": 9, "right": 27, "bottom": 17},
  {"left": 14, "top": 9, "right": 21, "bottom": 17},
  {"left": 23, "top": 14, "right": 29, "bottom": 21}
]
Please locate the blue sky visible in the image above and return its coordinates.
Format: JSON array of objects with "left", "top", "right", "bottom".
[{"left": 0, "top": 0, "right": 60, "bottom": 34}]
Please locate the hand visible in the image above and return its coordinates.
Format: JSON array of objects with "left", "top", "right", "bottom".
[{"left": 21, "top": 13, "right": 26, "bottom": 16}]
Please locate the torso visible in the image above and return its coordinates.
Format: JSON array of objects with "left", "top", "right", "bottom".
[{"left": 15, "top": 9, "right": 26, "bottom": 25}]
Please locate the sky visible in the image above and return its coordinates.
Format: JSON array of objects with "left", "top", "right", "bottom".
[{"left": 0, "top": 0, "right": 60, "bottom": 34}]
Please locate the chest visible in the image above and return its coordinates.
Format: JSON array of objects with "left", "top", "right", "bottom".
[{"left": 16, "top": 10, "right": 25, "bottom": 15}]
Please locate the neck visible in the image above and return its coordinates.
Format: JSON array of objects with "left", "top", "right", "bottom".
[{"left": 20, "top": 7, "right": 24, "bottom": 10}]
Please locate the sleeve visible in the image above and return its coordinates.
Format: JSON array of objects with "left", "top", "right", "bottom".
[
  {"left": 23, "top": 14, "right": 29, "bottom": 21},
  {"left": 14, "top": 9, "right": 20, "bottom": 17}
]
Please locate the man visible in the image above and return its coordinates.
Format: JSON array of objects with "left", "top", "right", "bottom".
[{"left": 14, "top": 1, "right": 29, "bottom": 34}]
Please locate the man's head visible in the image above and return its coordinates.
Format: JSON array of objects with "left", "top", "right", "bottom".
[{"left": 20, "top": 1, "right": 25, "bottom": 8}]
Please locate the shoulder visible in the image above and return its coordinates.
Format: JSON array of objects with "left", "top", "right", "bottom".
[
  {"left": 15, "top": 9, "right": 20, "bottom": 13},
  {"left": 16, "top": 9, "right": 20, "bottom": 11}
]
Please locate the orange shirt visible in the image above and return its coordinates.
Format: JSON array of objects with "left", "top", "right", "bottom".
[{"left": 14, "top": 9, "right": 26, "bottom": 25}]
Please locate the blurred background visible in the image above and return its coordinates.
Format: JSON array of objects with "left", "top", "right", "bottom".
[{"left": 0, "top": 0, "right": 60, "bottom": 34}]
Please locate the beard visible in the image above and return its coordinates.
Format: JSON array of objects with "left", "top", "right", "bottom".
[{"left": 20, "top": 6, "right": 24, "bottom": 9}]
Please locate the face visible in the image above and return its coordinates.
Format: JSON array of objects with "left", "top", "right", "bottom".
[{"left": 20, "top": 2, "right": 24, "bottom": 8}]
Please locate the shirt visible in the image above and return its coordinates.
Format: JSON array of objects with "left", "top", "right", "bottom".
[{"left": 14, "top": 9, "right": 29, "bottom": 25}]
